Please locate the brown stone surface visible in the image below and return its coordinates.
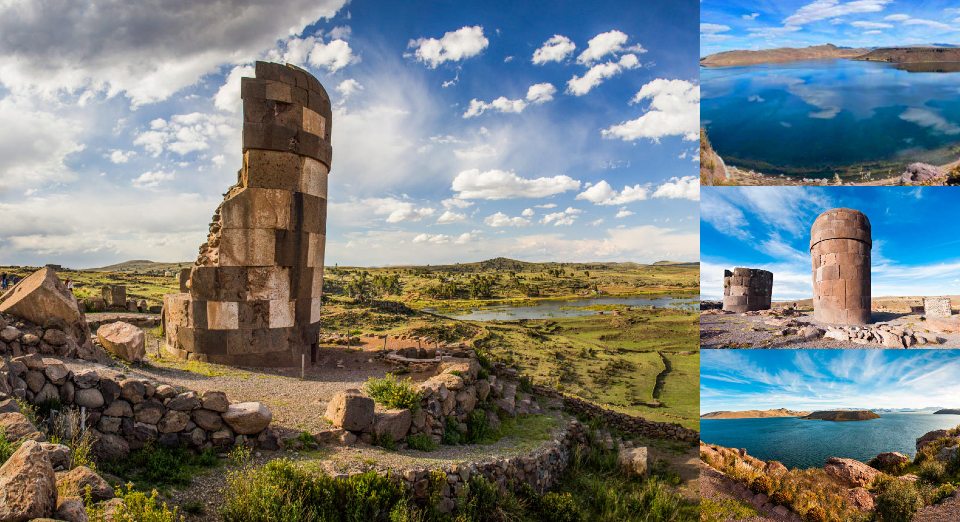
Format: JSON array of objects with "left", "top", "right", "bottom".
[
  {"left": 163, "top": 61, "right": 330, "bottom": 367},
  {"left": 0, "top": 267, "right": 91, "bottom": 350},
  {"left": 810, "top": 209, "right": 871, "bottom": 325},
  {"left": 722, "top": 268, "right": 773, "bottom": 312}
]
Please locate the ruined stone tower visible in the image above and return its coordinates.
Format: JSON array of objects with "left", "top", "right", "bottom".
[
  {"left": 809, "top": 208, "right": 871, "bottom": 325},
  {"left": 162, "top": 61, "right": 331, "bottom": 366},
  {"left": 722, "top": 268, "right": 772, "bottom": 313}
]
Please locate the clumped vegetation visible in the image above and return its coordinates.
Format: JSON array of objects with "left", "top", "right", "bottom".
[
  {"left": 364, "top": 374, "right": 423, "bottom": 411},
  {"left": 873, "top": 477, "right": 923, "bottom": 522},
  {"left": 99, "top": 444, "right": 219, "bottom": 492},
  {"left": 405, "top": 433, "right": 438, "bottom": 452},
  {"left": 86, "top": 484, "right": 182, "bottom": 522}
]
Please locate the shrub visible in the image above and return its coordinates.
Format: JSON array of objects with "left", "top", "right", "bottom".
[
  {"left": 874, "top": 477, "right": 923, "bottom": 522},
  {"left": 372, "top": 432, "right": 397, "bottom": 451},
  {"left": 518, "top": 375, "right": 534, "bottom": 394},
  {"left": 534, "top": 491, "right": 580, "bottom": 522},
  {"left": 220, "top": 459, "right": 410, "bottom": 522},
  {"left": 86, "top": 484, "right": 182, "bottom": 522},
  {"left": 0, "top": 429, "right": 19, "bottom": 464},
  {"left": 931, "top": 483, "right": 957, "bottom": 505},
  {"left": 456, "top": 475, "right": 527, "bottom": 522},
  {"left": 802, "top": 505, "right": 826, "bottom": 522},
  {"left": 99, "top": 444, "right": 219, "bottom": 491},
  {"left": 405, "top": 434, "right": 437, "bottom": 452},
  {"left": 48, "top": 408, "right": 96, "bottom": 470},
  {"left": 365, "top": 374, "right": 422, "bottom": 411},
  {"left": 465, "top": 409, "right": 491, "bottom": 444},
  {"left": 750, "top": 474, "right": 772, "bottom": 495},
  {"left": 917, "top": 460, "right": 947, "bottom": 484},
  {"left": 442, "top": 417, "right": 464, "bottom": 445}
]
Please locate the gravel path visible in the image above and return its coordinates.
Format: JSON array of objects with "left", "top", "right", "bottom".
[
  {"left": 700, "top": 312, "right": 960, "bottom": 349},
  {"left": 913, "top": 494, "right": 960, "bottom": 522}
]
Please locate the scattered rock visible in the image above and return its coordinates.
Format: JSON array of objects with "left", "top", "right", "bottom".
[
  {"left": 96, "top": 321, "right": 146, "bottom": 362},
  {"left": 57, "top": 465, "right": 113, "bottom": 501},
  {"left": 618, "top": 447, "right": 648, "bottom": 477},
  {"left": 0, "top": 440, "right": 57, "bottom": 521},
  {"left": 824, "top": 457, "right": 881, "bottom": 487},
  {"left": 373, "top": 409, "right": 412, "bottom": 442},
  {"left": 223, "top": 402, "right": 272, "bottom": 435},
  {"left": 325, "top": 390, "right": 375, "bottom": 432}
]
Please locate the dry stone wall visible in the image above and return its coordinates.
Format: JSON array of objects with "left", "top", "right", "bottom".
[
  {"left": 163, "top": 61, "right": 332, "bottom": 367},
  {"left": 0, "top": 354, "right": 273, "bottom": 460},
  {"left": 722, "top": 268, "right": 773, "bottom": 312},
  {"left": 810, "top": 208, "right": 872, "bottom": 325},
  {"left": 924, "top": 297, "right": 952, "bottom": 318}
]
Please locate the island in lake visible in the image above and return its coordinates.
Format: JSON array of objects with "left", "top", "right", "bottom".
[
  {"left": 802, "top": 410, "right": 880, "bottom": 421},
  {"left": 701, "top": 408, "right": 811, "bottom": 419},
  {"left": 700, "top": 43, "right": 960, "bottom": 68},
  {"left": 934, "top": 409, "right": 960, "bottom": 415}
]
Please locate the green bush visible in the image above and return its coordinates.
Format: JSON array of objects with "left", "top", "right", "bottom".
[
  {"left": 86, "top": 484, "right": 182, "bottom": 522},
  {"left": 518, "top": 375, "right": 534, "bottom": 394},
  {"left": 465, "top": 409, "right": 492, "bottom": 444},
  {"left": 931, "top": 483, "right": 957, "bottom": 504},
  {"left": 874, "top": 477, "right": 923, "bottom": 522},
  {"left": 405, "top": 434, "right": 437, "bottom": 452},
  {"left": 442, "top": 417, "right": 464, "bottom": 445},
  {"left": 534, "top": 491, "right": 581, "bottom": 522},
  {"left": 917, "top": 460, "right": 947, "bottom": 484},
  {"left": 750, "top": 475, "right": 772, "bottom": 495},
  {"left": 365, "top": 374, "right": 423, "bottom": 411},
  {"left": 0, "top": 429, "right": 19, "bottom": 463},
  {"left": 100, "top": 444, "right": 219, "bottom": 491},
  {"left": 220, "top": 459, "right": 411, "bottom": 521},
  {"left": 456, "top": 475, "right": 527, "bottom": 522}
]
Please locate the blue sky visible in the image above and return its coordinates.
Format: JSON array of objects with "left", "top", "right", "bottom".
[
  {"left": 701, "top": 349, "right": 960, "bottom": 412},
  {"left": 701, "top": 186, "right": 960, "bottom": 300},
  {"left": 701, "top": 0, "right": 960, "bottom": 56},
  {"left": 0, "top": 0, "right": 700, "bottom": 268}
]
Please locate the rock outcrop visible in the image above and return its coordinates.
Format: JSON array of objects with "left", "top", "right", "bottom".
[
  {"left": 824, "top": 457, "right": 881, "bottom": 487},
  {"left": 0, "top": 440, "right": 57, "bottom": 521}
]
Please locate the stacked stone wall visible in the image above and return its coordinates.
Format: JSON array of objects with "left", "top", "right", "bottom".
[
  {"left": 810, "top": 208, "right": 872, "bottom": 325},
  {"left": 923, "top": 297, "right": 952, "bottom": 318},
  {"left": 163, "top": 61, "right": 332, "bottom": 367},
  {"left": 722, "top": 268, "right": 773, "bottom": 312}
]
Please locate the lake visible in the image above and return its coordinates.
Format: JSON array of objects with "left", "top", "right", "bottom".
[
  {"left": 701, "top": 59, "right": 960, "bottom": 179},
  {"left": 428, "top": 296, "right": 696, "bottom": 321},
  {"left": 701, "top": 413, "right": 960, "bottom": 469}
]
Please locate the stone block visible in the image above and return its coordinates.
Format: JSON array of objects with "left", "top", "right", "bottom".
[
  {"left": 238, "top": 300, "right": 270, "bottom": 329},
  {"left": 221, "top": 188, "right": 293, "bottom": 230},
  {"left": 298, "top": 193, "right": 326, "bottom": 234},
  {"left": 300, "top": 157, "right": 328, "bottom": 198},
  {"left": 243, "top": 150, "right": 301, "bottom": 191},
  {"left": 206, "top": 301, "right": 240, "bottom": 330},
  {"left": 247, "top": 267, "right": 290, "bottom": 300},
  {"left": 219, "top": 228, "right": 276, "bottom": 267},
  {"left": 307, "top": 233, "right": 325, "bottom": 268},
  {"left": 302, "top": 107, "right": 325, "bottom": 137},
  {"left": 268, "top": 300, "right": 295, "bottom": 328}
]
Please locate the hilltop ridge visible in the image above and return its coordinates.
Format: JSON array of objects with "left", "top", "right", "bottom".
[
  {"left": 700, "top": 43, "right": 868, "bottom": 67},
  {"left": 701, "top": 408, "right": 811, "bottom": 419}
]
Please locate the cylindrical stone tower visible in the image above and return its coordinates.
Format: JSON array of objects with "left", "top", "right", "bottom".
[
  {"left": 722, "top": 268, "right": 773, "bottom": 312},
  {"left": 809, "top": 208, "right": 871, "bottom": 325},
  {"left": 162, "top": 61, "right": 331, "bottom": 366}
]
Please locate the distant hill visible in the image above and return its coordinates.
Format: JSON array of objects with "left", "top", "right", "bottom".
[
  {"left": 652, "top": 261, "right": 700, "bottom": 268},
  {"left": 336, "top": 257, "right": 698, "bottom": 272},
  {"left": 701, "top": 408, "right": 811, "bottom": 419},
  {"left": 88, "top": 260, "right": 191, "bottom": 273},
  {"left": 803, "top": 410, "right": 879, "bottom": 421},
  {"left": 701, "top": 44, "right": 868, "bottom": 67},
  {"left": 855, "top": 47, "right": 960, "bottom": 63},
  {"left": 934, "top": 409, "right": 960, "bottom": 415}
]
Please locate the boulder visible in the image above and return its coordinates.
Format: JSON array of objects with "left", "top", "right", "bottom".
[
  {"left": 191, "top": 409, "right": 224, "bottom": 431},
  {"left": 618, "top": 447, "right": 648, "bottom": 477},
  {"left": 872, "top": 452, "right": 909, "bottom": 471},
  {"left": 0, "top": 412, "right": 44, "bottom": 442},
  {"left": 102, "top": 400, "right": 133, "bottom": 418},
  {"left": 0, "top": 268, "right": 90, "bottom": 347},
  {"left": 40, "top": 442, "right": 72, "bottom": 471},
  {"left": 0, "top": 398, "right": 21, "bottom": 414},
  {"left": 42, "top": 329, "right": 68, "bottom": 347},
  {"left": 93, "top": 432, "right": 130, "bottom": 460},
  {"left": 55, "top": 496, "right": 89, "bottom": 522},
  {"left": 119, "top": 379, "right": 146, "bottom": 404},
  {"left": 901, "top": 162, "right": 944, "bottom": 184},
  {"left": 96, "top": 322, "right": 145, "bottom": 362},
  {"left": 848, "top": 487, "right": 875, "bottom": 511},
  {"left": 57, "top": 465, "right": 113, "bottom": 501},
  {"left": 325, "top": 390, "right": 374, "bottom": 432},
  {"left": 824, "top": 457, "right": 881, "bottom": 487},
  {"left": 42, "top": 359, "right": 71, "bottom": 385},
  {"left": 167, "top": 391, "right": 201, "bottom": 411},
  {"left": 201, "top": 390, "right": 229, "bottom": 412},
  {"left": 72, "top": 369, "right": 100, "bottom": 389},
  {"left": 210, "top": 429, "right": 234, "bottom": 447},
  {"left": 157, "top": 410, "right": 190, "bottom": 433},
  {"left": 0, "top": 440, "right": 57, "bottom": 521},
  {"left": 134, "top": 400, "right": 165, "bottom": 425},
  {"left": 373, "top": 409, "right": 412, "bottom": 442},
  {"left": 75, "top": 388, "right": 105, "bottom": 409},
  {"left": 917, "top": 429, "right": 951, "bottom": 451},
  {"left": 154, "top": 384, "right": 177, "bottom": 400},
  {"left": 438, "top": 358, "right": 480, "bottom": 380},
  {"left": 222, "top": 402, "right": 272, "bottom": 435}
]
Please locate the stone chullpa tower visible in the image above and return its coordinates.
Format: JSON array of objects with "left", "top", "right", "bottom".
[
  {"left": 162, "top": 61, "right": 331, "bottom": 366},
  {"left": 722, "top": 268, "right": 773, "bottom": 313},
  {"left": 809, "top": 208, "right": 871, "bottom": 325}
]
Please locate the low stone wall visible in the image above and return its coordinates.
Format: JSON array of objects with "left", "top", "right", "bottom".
[
  {"left": 533, "top": 384, "right": 699, "bottom": 444},
  {"left": 0, "top": 312, "right": 99, "bottom": 361},
  {"left": 1, "top": 354, "right": 272, "bottom": 460}
]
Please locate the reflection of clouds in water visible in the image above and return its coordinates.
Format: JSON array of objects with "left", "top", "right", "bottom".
[
  {"left": 748, "top": 94, "right": 765, "bottom": 102},
  {"left": 810, "top": 108, "right": 840, "bottom": 119},
  {"left": 779, "top": 121, "right": 792, "bottom": 127},
  {"left": 899, "top": 107, "right": 960, "bottom": 135}
]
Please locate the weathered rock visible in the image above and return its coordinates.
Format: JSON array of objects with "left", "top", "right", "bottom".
[
  {"left": 42, "top": 329, "right": 68, "bottom": 346},
  {"left": 0, "top": 326, "right": 19, "bottom": 342},
  {"left": 75, "top": 388, "right": 105, "bottom": 409},
  {"left": 0, "top": 412, "right": 43, "bottom": 442},
  {"left": 211, "top": 428, "right": 234, "bottom": 447},
  {"left": 40, "top": 442, "right": 71, "bottom": 471},
  {"left": 35, "top": 382, "right": 60, "bottom": 404},
  {"left": 57, "top": 465, "right": 113, "bottom": 501},
  {"left": 119, "top": 379, "right": 146, "bottom": 404},
  {"left": 191, "top": 409, "right": 224, "bottom": 431},
  {"left": 102, "top": 400, "right": 133, "bottom": 418},
  {"left": 72, "top": 369, "right": 100, "bottom": 389},
  {"left": 824, "top": 457, "right": 881, "bottom": 487},
  {"left": 42, "top": 360, "right": 70, "bottom": 385},
  {"left": 201, "top": 390, "right": 229, "bottom": 412},
  {"left": 0, "top": 268, "right": 90, "bottom": 349},
  {"left": 439, "top": 358, "right": 480, "bottom": 380},
  {"left": 0, "top": 440, "right": 57, "bottom": 521},
  {"left": 55, "top": 496, "right": 89, "bottom": 522},
  {"left": 618, "top": 447, "right": 648, "bottom": 477},
  {"left": 93, "top": 432, "right": 130, "bottom": 460},
  {"left": 97, "top": 321, "right": 146, "bottom": 362},
  {"left": 476, "top": 380, "right": 491, "bottom": 402},
  {"left": 872, "top": 452, "right": 909, "bottom": 471},
  {"left": 157, "top": 410, "right": 190, "bottom": 433},
  {"left": 134, "top": 400, "right": 165, "bottom": 424},
  {"left": 0, "top": 398, "right": 21, "bottom": 414},
  {"left": 917, "top": 429, "right": 951, "bottom": 451},
  {"left": 848, "top": 487, "right": 875, "bottom": 511},
  {"left": 223, "top": 401, "right": 272, "bottom": 435},
  {"left": 21, "top": 332, "right": 40, "bottom": 346},
  {"left": 154, "top": 384, "right": 177, "bottom": 400},
  {"left": 374, "top": 409, "right": 412, "bottom": 442},
  {"left": 325, "top": 390, "right": 374, "bottom": 432},
  {"left": 168, "top": 391, "right": 201, "bottom": 411},
  {"left": 901, "top": 162, "right": 944, "bottom": 184},
  {"left": 25, "top": 370, "right": 46, "bottom": 393}
]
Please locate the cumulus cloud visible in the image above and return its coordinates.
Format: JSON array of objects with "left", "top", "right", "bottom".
[
  {"left": 532, "top": 34, "right": 576, "bottom": 64},
  {"left": 451, "top": 169, "right": 581, "bottom": 199},
  {"left": 436, "top": 210, "right": 467, "bottom": 224},
  {"left": 307, "top": 38, "right": 356, "bottom": 71},
  {"left": 615, "top": 208, "right": 634, "bottom": 218},
  {"left": 521, "top": 208, "right": 535, "bottom": 217},
  {"left": 784, "top": 0, "right": 892, "bottom": 26},
  {"left": 851, "top": 20, "right": 892, "bottom": 28},
  {"left": 132, "top": 170, "right": 175, "bottom": 189},
  {"left": 133, "top": 112, "right": 235, "bottom": 157},
  {"left": 652, "top": 176, "right": 699, "bottom": 200},
  {"left": 407, "top": 25, "right": 489, "bottom": 68},
  {"left": 566, "top": 54, "right": 640, "bottom": 96},
  {"left": 541, "top": 207, "right": 582, "bottom": 226},
  {"left": 413, "top": 233, "right": 451, "bottom": 244},
  {"left": 526, "top": 83, "right": 556, "bottom": 104},
  {"left": 462, "top": 82, "right": 556, "bottom": 118},
  {"left": 601, "top": 78, "right": 699, "bottom": 142},
  {"left": 0, "top": 0, "right": 347, "bottom": 106},
  {"left": 883, "top": 14, "right": 954, "bottom": 31},
  {"left": 576, "top": 181, "right": 649, "bottom": 205},
  {"left": 213, "top": 64, "right": 255, "bottom": 112},
  {"left": 336, "top": 78, "right": 363, "bottom": 99},
  {"left": 743, "top": 12, "right": 760, "bottom": 20},
  {"left": 485, "top": 212, "right": 530, "bottom": 227},
  {"left": 0, "top": 97, "right": 85, "bottom": 193},
  {"left": 107, "top": 150, "right": 135, "bottom": 164},
  {"left": 576, "top": 30, "right": 643, "bottom": 64},
  {"left": 364, "top": 197, "right": 435, "bottom": 223}
]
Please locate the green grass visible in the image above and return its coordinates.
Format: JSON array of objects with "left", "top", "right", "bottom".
[
  {"left": 699, "top": 497, "right": 761, "bottom": 522},
  {"left": 99, "top": 444, "right": 220, "bottom": 493},
  {"left": 0, "top": 429, "right": 19, "bottom": 463}
]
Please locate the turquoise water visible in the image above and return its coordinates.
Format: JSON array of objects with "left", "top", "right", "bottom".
[
  {"left": 428, "top": 296, "right": 696, "bottom": 321},
  {"left": 701, "top": 413, "right": 960, "bottom": 469},
  {"left": 701, "top": 59, "right": 960, "bottom": 178}
]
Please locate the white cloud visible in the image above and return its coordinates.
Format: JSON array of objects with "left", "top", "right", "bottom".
[
  {"left": 132, "top": 170, "right": 175, "bottom": 189},
  {"left": 107, "top": 149, "right": 135, "bottom": 164},
  {"left": 541, "top": 207, "right": 582, "bottom": 226},
  {"left": 576, "top": 180, "right": 649, "bottom": 205},
  {"left": 521, "top": 208, "right": 535, "bottom": 217},
  {"left": 884, "top": 14, "right": 910, "bottom": 21},
  {"left": 652, "top": 176, "right": 699, "bottom": 201},
  {"left": 615, "top": 208, "right": 634, "bottom": 218},
  {"left": 535, "top": 203, "right": 557, "bottom": 209},
  {"left": 133, "top": 112, "right": 235, "bottom": 157},
  {"left": 883, "top": 13, "right": 954, "bottom": 30},
  {"left": 601, "top": 78, "right": 699, "bottom": 142},
  {"left": 451, "top": 169, "right": 581, "bottom": 200},
  {"left": 408, "top": 25, "right": 489, "bottom": 68},
  {"left": 214, "top": 65, "right": 255, "bottom": 113},
  {"left": 526, "top": 83, "right": 556, "bottom": 104},
  {"left": 463, "top": 96, "right": 527, "bottom": 118},
  {"left": 851, "top": 20, "right": 892, "bottom": 28},
  {"left": 566, "top": 54, "right": 640, "bottom": 96},
  {"left": 336, "top": 79, "right": 363, "bottom": 99},
  {"left": 0, "top": 97, "right": 85, "bottom": 193},
  {"left": 899, "top": 108, "right": 960, "bottom": 135},
  {"left": 442, "top": 198, "right": 474, "bottom": 209},
  {"left": 532, "top": 35, "right": 576, "bottom": 64},
  {"left": 577, "top": 30, "right": 637, "bottom": 64},
  {"left": 700, "top": 23, "right": 732, "bottom": 35},
  {"left": 743, "top": 12, "right": 760, "bottom": 20},
  {"left": 436, "top": 210, "right": 467, "bottom": 224},
  {"left": 0, "top": 0, "right": 347, "bottom": 106},
  {"left": 485, "top": 212, "right": 529, "bottom": 227},
  {"left": 454, "top": 231, "right": 478, "bottom": 244},
  {"left": 364, "top": 197, "right": 435, "bottom": 223},
  {"left": 784, "top": 0, "right": 892, "bottom": 26},
  {"left": 413, "top": 233, "right": 451, "bottom": 244},
  {"left": 307, "top": 38, "right": 356, "bottom": 72}
]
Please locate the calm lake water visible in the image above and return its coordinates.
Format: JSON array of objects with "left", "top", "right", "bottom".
[
  {"left": 701, "top": 413, "right": 960, "bottom": 469},
  {"left": 701, "top": 59, "right": 960, "bottom": 178},
  {"left": 430, "top": 296, "right": 696, "bottom": 321}
]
